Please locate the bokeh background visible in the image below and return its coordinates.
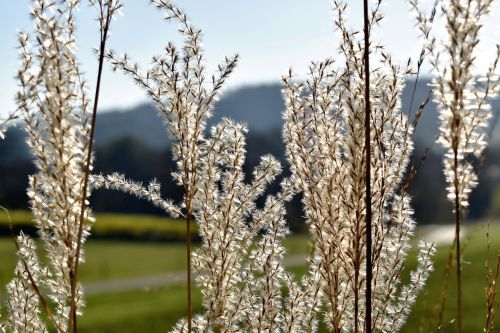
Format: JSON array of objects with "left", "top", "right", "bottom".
[{"left": 1, "top": 1, "right": 500, "bottom": 332}]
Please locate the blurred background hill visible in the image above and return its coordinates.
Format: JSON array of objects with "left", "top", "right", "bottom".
[{"left": 1, "top": 78, "right": 500, "bottom": 228}]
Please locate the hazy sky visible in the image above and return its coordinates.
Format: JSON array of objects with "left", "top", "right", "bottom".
[{"left": 1, "top": 0, "right": 498, "bottom": 117}]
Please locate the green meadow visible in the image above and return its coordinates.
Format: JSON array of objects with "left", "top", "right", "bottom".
[{"left": 0, "top": 211, "right": 499, "bottom": 332}]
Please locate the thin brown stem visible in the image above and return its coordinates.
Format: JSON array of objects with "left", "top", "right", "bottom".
[
  {"left": 484, "top": 247, "right": 500, "bottom": 333},
  {"left": 453, "top": 148, "right": 462, "bottom": 333},
  {"left": 70, "top": 3, "right": 113, "bottom": 332},
  {"left": 433, "top": 242, "right": 455, "bottom": 331},
  {"left": 433, "top": 224, "right": 476, "bottom": 332},
  {"left": 187, "top": 212, "right": 193, "bottom": 332},
  {"left": 354, "top": 243, "right": 360, "bottom": 333},
  {"left": 363, "top": 0, "right": 372, "bottom": 332},
  {"left": 183, "top": 152, "right": 194, "bottom": 332}
]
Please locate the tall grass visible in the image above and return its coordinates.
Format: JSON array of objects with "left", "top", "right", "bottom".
[{"left": 0, "top": 0, "right": 498, "bottom": 332}]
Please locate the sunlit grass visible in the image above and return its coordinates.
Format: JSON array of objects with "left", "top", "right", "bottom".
[
  {"left": 82, "top": 224, "right": 500, "bottom": 332},
  {"left": 401, "top": 222, "right": 500, "bottom": 333},
  {"left": 0, "top": 213, "right": 499, "bottom": 332},
  {"left": 0, "top": 238, "right": 187, "bottom": 287},
  {"left": 80, "top": 284, "right": 202, "bottom": 333},
  {"left": 0, "top": 210, "right": 196, "bottom": 241}
]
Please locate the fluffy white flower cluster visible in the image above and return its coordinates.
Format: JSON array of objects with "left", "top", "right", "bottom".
[
  {"left": 429, "top": 0, "right": 499, "bottom": 208},
  {"left": 91, "top": 173, "right": 182, "bottom": 217},
  {"left": 0, "top": 0, "right": 121, "bottom": 332},
  {"left": 1, "top": 1, "right": 92, "bottom": 331},
  {"left": 2, "top": 234, "right": 49, "bottom": 333},
  {"left": 105, "top": 2, "right": 322, "bottom": 330},
  {"left": 0, "top": 0, "right": 448, "bottom": 332},
  {"left": 409, "top": 1, "right": 499, "bottom": 331},
  {"left": 103, "top": 1, "right": 435, "bottom": 331},
  {"left": 281, "top": 2, "right": 435, "bottom": 331}
]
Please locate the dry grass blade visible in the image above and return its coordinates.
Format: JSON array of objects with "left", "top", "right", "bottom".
[
  {"left": 484, "top": 225, "right": 500, "bottom": 333},
  {"left": 363, "top": 0, "right": 373, "bottom": 331},
  {"left": 71, "top": 1, "right": 119, "bottom": 332}
]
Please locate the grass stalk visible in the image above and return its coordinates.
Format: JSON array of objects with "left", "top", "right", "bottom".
[
  {"left": 363, "top": 0, "right": 372, "bottom": 331},
  {"left": 484, "top": 224, "right": 499, "bottom": 333},
  {"left": 452, "top": 129, "right": 462, "bottom": 333},
  {"left": 70, "top": 3, "right": 113, "bottom": 332},
  {"left": 186, "top": 212, "right": 192, "bottom": 332},
  {"left": 454, "top": 188, "right": 462, "bottom": 333}
]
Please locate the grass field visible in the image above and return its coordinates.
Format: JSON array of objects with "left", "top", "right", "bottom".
[
  {"left": 0, "top": 238, "right": 189, "bottom": 287},
  {"left": 0, "top": 212, "right": 499, "bottom": 332},
  {"left": 402, "top": 223, "right": 500, "bottom": 333},
  {"left": 0, "top": 210, "right": 196, "bottom": 241}
]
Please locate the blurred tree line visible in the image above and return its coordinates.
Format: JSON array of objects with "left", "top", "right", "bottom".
[
  {"left": 1, "top": 125, "right": 499, "bottom": 232},
  {"left": 1, "top": 81, "right": 499, "bottom": 231}
]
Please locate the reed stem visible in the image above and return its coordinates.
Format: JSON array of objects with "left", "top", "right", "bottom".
[{"left": 363, "top": 0, "right": 372, "bottom": 332}]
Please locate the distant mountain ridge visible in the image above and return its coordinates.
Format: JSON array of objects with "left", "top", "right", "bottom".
[
  {"left": 2, "top": 79, "right": 500, "bottom": 224},
  {"left": 3, "top": 78, "right": 500, "bottom": 155},
  {"left": 94, "top": 78, "right": 500, "bottom": 150},
  {"left": 96, "top": 83, "right": 287, "bottom": 149}
]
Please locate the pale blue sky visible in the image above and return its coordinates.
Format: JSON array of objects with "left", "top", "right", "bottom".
[{"left": 1, "top": 1, "right": 498, "bottom": 117}]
